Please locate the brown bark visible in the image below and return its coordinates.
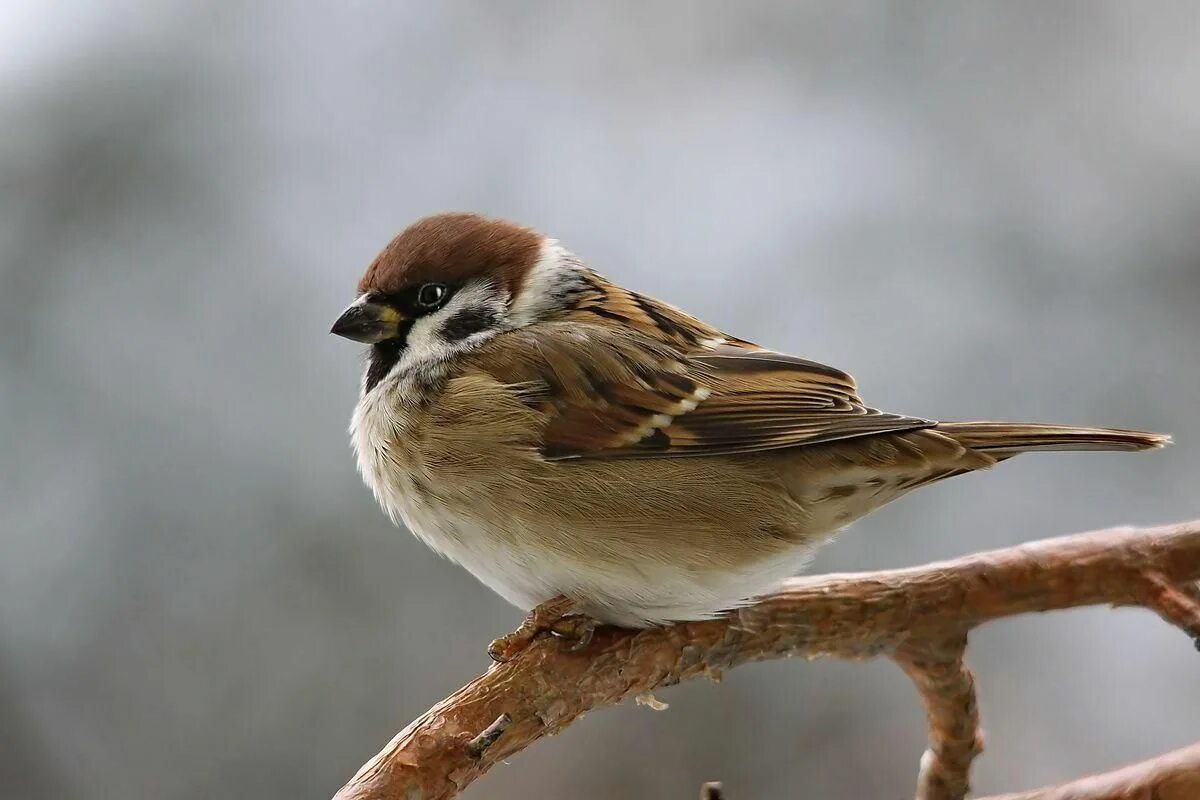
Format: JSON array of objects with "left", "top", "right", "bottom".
[
  {"left": 332, "top": 521, "right": 1200, "bottom": 800},
  {"left": 980, "top": 742, "right": 1200, "bottom": 800}
]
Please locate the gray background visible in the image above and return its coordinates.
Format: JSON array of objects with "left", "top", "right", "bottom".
[{"left": 2, "top": 2, "right": 1198, "bottom": 798}]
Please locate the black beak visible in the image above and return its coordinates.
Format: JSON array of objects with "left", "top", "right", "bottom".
[{"left": 330, "top": 300, "right": 406, "bottom": 344}]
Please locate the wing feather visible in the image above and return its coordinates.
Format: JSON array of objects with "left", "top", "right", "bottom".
[{"left": 462, "top": 283, "right": 932, "bottom": 460}]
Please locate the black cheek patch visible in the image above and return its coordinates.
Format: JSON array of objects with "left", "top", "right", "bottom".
[{"left": 441, "top": 307, "right": 500, "bottom": 342}]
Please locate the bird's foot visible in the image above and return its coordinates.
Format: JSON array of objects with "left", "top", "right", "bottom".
[{"left": 488, "top": 596, "right": 598, "bottom": 663}]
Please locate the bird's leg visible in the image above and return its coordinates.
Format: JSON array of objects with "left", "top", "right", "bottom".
[{"left": 487, "top": 595, "right": 598, "bottom": 663}]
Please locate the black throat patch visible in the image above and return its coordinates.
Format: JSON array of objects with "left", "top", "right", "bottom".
[
  {"left": 364, "top": 339, "right": 404, "bottom": 394},
  {"left": 363, "top": 314, "right": 415, "bottom": 394}
]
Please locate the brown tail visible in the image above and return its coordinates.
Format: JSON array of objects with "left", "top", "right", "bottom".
[{"left": 937, "top": 421, "right": 1171, "bottom": 456}]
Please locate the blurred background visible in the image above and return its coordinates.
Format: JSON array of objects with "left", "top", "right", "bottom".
[{"left": 2, "top": 2, "right": 1198, "bottom": 797}]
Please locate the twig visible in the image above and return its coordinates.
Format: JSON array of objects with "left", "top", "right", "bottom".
[
  {"left": 1133, "top": 570, "right": 1200, "bottom": 645},
  {"left": 978, "top": 741, "right": 1200, "bottom": 800},
  {"left": 331, "top": 520, "right": 1200, "bottom": 800},
  {"left": 893, "top": 633, "right": 982, "bottom": 800},
  {"left": 464, "top": 713, "right": 511, "bottom": 759}
]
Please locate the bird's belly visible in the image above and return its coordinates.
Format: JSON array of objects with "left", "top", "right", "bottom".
[
  {"left": 400, "top": 501, "right": 564, "bottom": 612},
  {"left": 392, "top": 492, "right": 817, "bottom": 628}
]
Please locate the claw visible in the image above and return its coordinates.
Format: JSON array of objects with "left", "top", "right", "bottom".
[
  {"left": 487, "top": 632, "right": 526, "bottom": 664},
  {"left": 487, "top": 596, "right": 599, "bottom": 662},
  {"left": 550, "top": 615, "right": 596, "bottom": 652}
]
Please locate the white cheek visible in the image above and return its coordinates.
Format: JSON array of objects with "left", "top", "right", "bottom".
[
  {"left": 400, "top": 313, "right": 449, "bottom": 366},
  {"left": 507, "top": 238, "right": 582, "bottom": 327},
  {"left": 394, "top": 281, "right": 508, "bottom": 373}
]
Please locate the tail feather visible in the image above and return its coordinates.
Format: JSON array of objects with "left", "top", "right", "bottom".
[{"left": 937, "top": 421, "right": 1171, "bottom": 456}]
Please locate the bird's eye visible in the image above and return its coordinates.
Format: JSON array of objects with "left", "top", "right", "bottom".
[{"left": 415, "top": 283, "right": 448, "bottom": 309}]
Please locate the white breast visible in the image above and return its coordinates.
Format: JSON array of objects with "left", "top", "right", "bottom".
[{"left": 351, "top": 372, "right": 571, "bottom": 611}]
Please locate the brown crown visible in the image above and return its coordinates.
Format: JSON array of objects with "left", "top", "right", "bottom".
[{"left": 357, "top": 213, "right": 543, "bottom": 299}]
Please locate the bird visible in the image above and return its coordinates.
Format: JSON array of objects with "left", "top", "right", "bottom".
[{"left": 331, "top": 212, "right": 1169, "bottom": 659}]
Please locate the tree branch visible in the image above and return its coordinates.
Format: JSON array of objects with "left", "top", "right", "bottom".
[
  {"left": 331, "top": 520, "right": 1200, "bottom": 800},
  {"left": 979, "top": 741, "right": 1200, "bottom": 800},
  {"left": 893, "top": 633, "right": 982, "bottom": 800}
]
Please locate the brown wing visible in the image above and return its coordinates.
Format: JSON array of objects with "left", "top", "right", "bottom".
[
  {"left": 464, "top": 295, "right": 933, "bottom": 460},
  {"left": 646, "top": 347, "right": 935, "bottom": 458}
]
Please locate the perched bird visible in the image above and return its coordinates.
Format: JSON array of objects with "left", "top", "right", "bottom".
[{"left": 332, "top": 212, "right": 1168, "bottom": 656}]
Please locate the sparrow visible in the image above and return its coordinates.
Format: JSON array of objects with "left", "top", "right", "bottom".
[{"left": 332, "top": 212, "right": 1169, "bottom": 657}]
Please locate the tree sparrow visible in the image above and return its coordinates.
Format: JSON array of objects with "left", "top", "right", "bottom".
[{"left": 331, "top": 213, "right": 1169, "bottom": 657}]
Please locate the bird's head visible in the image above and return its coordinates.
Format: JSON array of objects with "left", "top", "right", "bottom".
[{"left": 332, "top": 212, "right": 584, "bottom": 392}]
